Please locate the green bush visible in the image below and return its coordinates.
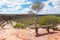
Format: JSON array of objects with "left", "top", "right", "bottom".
[
  {"left": 13, "top": 23, "right": 25, "bottom": 29},
  {"left": 39, "top": 15, "right": 60, "bottom": 26}
]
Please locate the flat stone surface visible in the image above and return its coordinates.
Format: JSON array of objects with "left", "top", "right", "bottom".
[
  {"left": 48, "top": 31, "right": 60, "bottom": 40},
  {"left": 0, "top": 28, "right": 59, "bottom": 40},
  {"left": 0, "top": 28, "right": 49, "bottom": 40}
]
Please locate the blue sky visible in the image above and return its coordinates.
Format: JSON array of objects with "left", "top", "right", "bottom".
[{"left": 0, "top": 0, "right": 60, "bottom": 14}]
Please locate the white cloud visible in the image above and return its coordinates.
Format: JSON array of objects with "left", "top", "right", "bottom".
[
  {"left": 42, "top": 1, "right": 50, "bottom": 10},
  {"left": 38, "top": 0, "right": 60, "bottom": 14},
  {"left": 0, "top": 0, "right": 32, "bottom": 14},
  {"left": 0, "top": 0, "right": 32, "bottom": 5},
  {"left": 0, "top": 0, "right": 60, "bottom": 14},
  {"left": 20, "top": 8, "right": 31, "bottom": 14},
  {"left": 39, "top": 7, "right": 60, "bottom": 14},
  {"left": 48, "top": 0, "right": 60, "bottom": 8}
]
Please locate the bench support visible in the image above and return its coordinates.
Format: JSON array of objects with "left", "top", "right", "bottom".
[
  {"left": 35, "top": 28, "right": 39, "bottom": 36},
  {"left": 46, "top": 27, "right": 50, "bottom": 33}
]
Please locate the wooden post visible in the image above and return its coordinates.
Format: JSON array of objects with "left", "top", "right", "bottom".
[
  {"left": 46, "top": 27, "right": 50, "bottom": 33},
  {"left": 35, "top": 14, "right": 39, "bottom": 36},
  {"left": 35, "top": 28, "right": 39, "bottom": 36}
]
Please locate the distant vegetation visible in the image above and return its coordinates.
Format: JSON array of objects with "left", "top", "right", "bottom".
[
  {"left": 0, "top": 14, "right": 60, "bottom": 29},
  {"left": 12, "top": 15, "right": 60, "bottom": 29}
]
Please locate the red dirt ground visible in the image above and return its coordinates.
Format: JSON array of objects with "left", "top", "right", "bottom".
[{"left": 0, "top": 28, "right": 60, "bottom": 40}]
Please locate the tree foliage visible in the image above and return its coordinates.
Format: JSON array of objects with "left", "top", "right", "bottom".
[
  {"left": 31, "top": 0, "right": 44, "bottom": 12},
  {"left": 39, "top": 15, "right": 60, "bottom": 26},
  {"left": 31, "top": 0, "right": 44, "bottom": 26}
]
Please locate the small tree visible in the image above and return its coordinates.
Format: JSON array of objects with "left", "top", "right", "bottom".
[
  {"left": 31, "top": 0, "right": 44, "bottom": 24},
  {"left": 31, "top": 0, "right": 44, "bottom": 36}
]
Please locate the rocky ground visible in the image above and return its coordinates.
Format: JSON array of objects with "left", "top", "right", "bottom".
[
  {"left": 0, "top": 28, "right": 59, "bottom": 40},
  {"left": 48, "top": 31, "right": 60, "bottom": 40},
  {"left": 0, "top": 23, "right": 60, "bottom": 40},
  {"left": 0, "top": 28, "right": 48, "bottom": 40}
]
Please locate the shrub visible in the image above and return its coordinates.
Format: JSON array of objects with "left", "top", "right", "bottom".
[
  {"left": 39, "top": 15, "right": 60, "bottom": 27},
  {"left": 13, "top": 23, "right": 25, "bottom": 29}
]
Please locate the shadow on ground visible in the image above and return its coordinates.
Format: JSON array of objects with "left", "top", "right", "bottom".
[{"left": 35, "top": 32, "right": 57, "bottom": 37}]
